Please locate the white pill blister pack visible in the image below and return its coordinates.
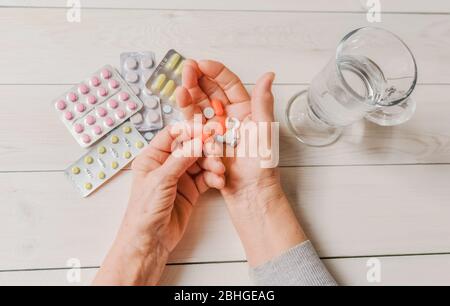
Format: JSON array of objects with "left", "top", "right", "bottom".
[
  {"left": 53, "top": 65, "right": 143, "bottom": 148},
  {"left": 65, "top": 122, "right": 147, "bottom": 197},
  {"left": 146, "top": 49, "right": 185, "bottom": 125},
  {"left": 120, "top": 52, "right": 164, "bottom": 132}
]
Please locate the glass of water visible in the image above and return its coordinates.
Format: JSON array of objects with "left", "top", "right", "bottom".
[{"left": 286, "top": 27, "right": 418, "bottom": 146}]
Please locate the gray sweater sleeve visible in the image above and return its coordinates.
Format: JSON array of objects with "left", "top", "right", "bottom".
[{"left": 249, "top": 240, "right": 337, "bottom": 286}]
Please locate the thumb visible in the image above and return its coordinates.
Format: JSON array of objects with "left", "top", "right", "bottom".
[
  {"left": 251, "top": 72, "right": 275, "bottom": 122},
  {"left": 159, "top": 138, "right": 201, "bottom": 179}
]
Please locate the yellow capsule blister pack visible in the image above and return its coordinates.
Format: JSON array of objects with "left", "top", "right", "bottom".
[
  {"left": 145, "top": 49, "right": 185, "bottom": 125},
  {"left": 65, "top": 121, "right": 147, "bottom": 197}
]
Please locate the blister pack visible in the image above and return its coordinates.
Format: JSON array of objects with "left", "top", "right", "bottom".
[
  {"left": 65, "top": 122, "right": 147, "bottom": 197},
  {"left": 120, "top": 52, "right": 164, "bottom": 132},
  {"left": 146, "top": 49, "right": 185, "bottom": 125},
  {"left": 53, "top": 65, "right": 143, "bottom": 147}
]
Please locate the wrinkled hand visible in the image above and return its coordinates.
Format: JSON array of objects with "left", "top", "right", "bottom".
[
  {"left": 176, "top": 60, "right": 280, "bottom": 202},
  {"left": 94, "top": 125, "right": 225, "bottom": 285}
]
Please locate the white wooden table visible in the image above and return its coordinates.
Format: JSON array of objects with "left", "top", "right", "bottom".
[{"left": 1, "top": 0, "right": 450, "bottom": 286}]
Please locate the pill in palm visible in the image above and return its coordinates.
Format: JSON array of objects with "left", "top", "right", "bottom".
[{"left": 203, "top": 107, "right": 215, "bottom": 119}]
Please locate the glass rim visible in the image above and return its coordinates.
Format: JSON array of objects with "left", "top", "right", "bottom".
[{"left": 335, "top": 27, "right": 418, "bottom": 107}]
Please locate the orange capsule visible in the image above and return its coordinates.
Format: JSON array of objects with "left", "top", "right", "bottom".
[
  {"left": 211, "top": 99, "right": 225, "bottom": 116},
  {"left": 202, "top": 131, "right": 212, "bottom": 143},
  {"left": 215, "top": 116, "right": 227, "bottom": 135}
]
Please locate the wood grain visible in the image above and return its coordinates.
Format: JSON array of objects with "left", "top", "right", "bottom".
[
  {"left": 0, "top": 9, "right": 449, "bottom": 84},
  {"left": 4, "top": 0, "right": 450, "bottom": 13},
  {"left": 2, "top": 254, "right": 450, "bottom": 285},
  {"left": 0, "top": 84, "right": 449, "bottom": 171},
  {"left": 1, "top": 165, "right": 450, "bottom": 270}
]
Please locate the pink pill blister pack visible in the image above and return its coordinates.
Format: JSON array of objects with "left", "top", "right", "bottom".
[
  {"left": 65, "top": 122, "right": 147, "bottom": 197},
  {"left": 120, "top": 52, "right": 163, "bottom": 132},
  {"left": 53, "top": 65, "right": 143, "bottom": 147},
  {"left": 146, "top": 49, "right": 185, "bottom": 125}
]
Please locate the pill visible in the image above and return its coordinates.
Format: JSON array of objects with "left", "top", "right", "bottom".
[
  {"left": 84, "top": 183, "right": 93, "bottom": 190},
  {"left": 166, "top": 53, "right": 181, "bottom": 70},
  {"left": 97, "top": 87, "right": 108, "bottom": 97},
  {"left": 85, "top": 115, "right": 96, "bottom": 125},
  {"left": 174, "top": 60, "right": 184, "bottom": 76},
  {"left": 161, "top": 80, "right": 175, "bottom": 97},
  {"left": 130, "top": 85, "right": 140, "bottom": 95},
  {"left": 127, "top": 101, "right": 137, "bottom": 111},
  {"left": 74, "top": 123, "right": 84, "bottom": 134},
  {"left": 56, "top": 100, "right": 66, "bottom": 110},
  {"left": 97, "top": 146, "right": 107, "bottom": 154},
  {"left": 151, "top": 74, "right": 166, "bottom": 92},
  {"left": 111, "top": 135, "right": 119, "bottom": 144},
  {"left": 136, "top": 141, "right": 144, "bottom": 149},
  {"left": 64, "top": 111, "right": 73, "bottom": 120},
  {"left": 67, "top": 92, "right": 78, "bottom": 102},
  {"left": 78, "top": 84, "right": 90, "bottom": 95},
  {"left": 90, "top": 76, "right": 101, "bottom": 87},
  {"left": 226, "top": 117, "right": 241, "bottom": 129},
  {"left": 84, "top": 156, "right": 94, "bottom": 164},
  {"left": 111, "top": 161, "right": 119, "bottom": 169},
  {"left": 203, "top": 107, "right": 215, "bottom": 119},
  {"left": 214, "top": 116, "right": 227, "bottom": 135},
  {"left": 101, "top": 69, "right": 112, "bottom": 79},
  {"left": 125, "top": 72, "right": 139, "bottom": 83},
  {"left": 71, "top": 166, "right": 80, "bottom": 175},
  {"left": 215, "top": 134, "right": 225, "bottom": 143},
  {"left": 146, "top": 112, "right": 160, "bottom": 123},
  {"left": 211, "top": 99, "right": 224, "bottom": 116},
  {"left": 162, "top": 104, "right": 173, "bottom": 114},
  {"left": 144, "top": 132, "right": 154, "bottom": 141},
  {"left": 144, "top": 97, "right": 158, "bottom": 109},
  {"left": 104, "top": 117, "right": 115, "bottom": 127},
  {"left": 116, "top": 109, "right": 126, "bottom": 119},
  {"left": 141, "top": 58, "right": 154, "bottom": 69},
  {"left": 125, "top": 58, "right": 138, "bottom": 70},
  {"left": 123, "top": 126, "right": 132, "bottom": 134},
  {"left": 75, "top": 103, "right": 86, "bottom": 113},
  {"left": 108, "top": 99, "right": 119, "bottom": 109},
  {"left": 130, "top": 113, "right": 143, "bottom": 125},
  {"left": 109, "top": 79, "right": 120, "bottom": 89},
  {"left": 169, "top": 92, "right": 176, "bottom": 103},
  {"left": 92, "top": 125, "right": 103, "bottom": 135},
  {"left": 124, "top": 151, "right": 132, "bottom": 159},
  {"left": 119, "top": 92, "right": 129, "bottom": 101},
  {"left": 97, "top": 107, "right": 107, "bottom": 117},
  {"left": 81, "top": 134, "right": 91, "bottom": 144},
  {"left": 98, "top": 171, "right": 106, "bottom": 180},
  {"left": 87, "top": 95, "right": 97, "bottom": 105}
]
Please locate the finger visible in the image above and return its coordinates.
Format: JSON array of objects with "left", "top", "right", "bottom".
[
  {"left": 198, "top": 76, "right": 230, "bottom": 105},
  {"left": 251, "top": 72, "right": 275, "bottom": 122},
  {"left": 195, "top": 171, "right": 226, "bottom": 193},
  {"left": 203, "top": 140, "right": 224, "bottom": 157},
  {"left": 187, "top": 162, "right": 202, "bottom": 175},
  {"left": 176, "top": 86, "right": 201, "bottom": 120},
  {"left": 197, "top": 60, "right": 250, "bottom": 104},
  {"left": 198, "top": 156, "right": 225, "bottom": 175},
  {"left": 160, "top": 138, "right": 201, "bottom": 179},
  {"left": 133, "top": 123, "right": 194, "bottom": 170},
  {"left": 182, "top": 60, "right": 210, "bottom": 109}
]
